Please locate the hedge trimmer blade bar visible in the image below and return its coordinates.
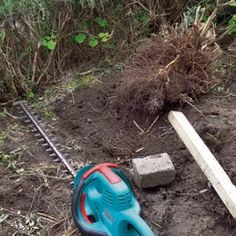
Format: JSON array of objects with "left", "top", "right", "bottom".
[{"left": 14, "top": 100, "right": 76, "bottom": 177}]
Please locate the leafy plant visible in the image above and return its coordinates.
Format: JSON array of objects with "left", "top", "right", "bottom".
[
  {"left": 24, "top": 213, "right": 42, "bottom": 236},
  {"left": 95, "top": 17, "right": 108, "bottom": 28},
  {"left": 88, "top": 37, "right": 99, "bottom": 48},
  {"left": 0, "top": 149, "right": 24, "bottom": 173},
  {"left": 40, "top": 35, "right": 57, "bottom": 50},
  {"left": 73, "top": 33, "right": 86, "bottom": 44},
  {"left": 98, "top": 32, "right": 112, "bottom": 42}
]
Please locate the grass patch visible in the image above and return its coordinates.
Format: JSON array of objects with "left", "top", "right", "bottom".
[{"left": 78, "top": 75, "right": 97, "bottom": 88}]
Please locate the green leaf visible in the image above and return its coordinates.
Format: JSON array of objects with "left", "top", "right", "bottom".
[
  {"left": 74, "top": 33, "right": 86, "bottom": 44},
  {"left": 27, "top": 91, "right": 35, "bottom": 98},
  {"left": 95, "top": 17, "right": 108, "bottom": 27},
  {"left": 81, "top": 20, "right": 89, "bottom": 30},
  {"left": 88, "top": 38, "right": 98, "bottom": 48},
  {"left": 0, "top": 31, "right": 5, "bottom": 42},
  {"left": 40, "top": 38, "right": 49, "bottom": 47},
  {"left": 98, "top": 32, "right": 106, "bottom": 38},
  {"left": 47, "top": 40, "right": 56, "bottom": 50},
  {"left": 98, "top": 32, "right": 111, "bottom": 42},
  {"left": 228, "top": 14, "right": 236, "bottom": 35},
  {"left": 230, "top": 1, "right": 236, "bottom": 6}
]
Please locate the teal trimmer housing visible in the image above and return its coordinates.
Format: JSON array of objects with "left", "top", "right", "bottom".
[{"left": 72, "top": 163, "right": 156, "bottom": 236}]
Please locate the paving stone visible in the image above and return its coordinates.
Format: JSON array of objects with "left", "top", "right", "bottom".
[{"left": 131, "top": 153, "right": 176, "bottom": 189}]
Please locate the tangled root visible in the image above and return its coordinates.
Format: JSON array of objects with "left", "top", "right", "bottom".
[{"left": 116, "top": 26, "right": 220, "bottom": 114}]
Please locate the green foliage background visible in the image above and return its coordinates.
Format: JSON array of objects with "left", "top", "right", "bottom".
[{"left": 0, "top": 0, "right": 235, "bottom": 102}]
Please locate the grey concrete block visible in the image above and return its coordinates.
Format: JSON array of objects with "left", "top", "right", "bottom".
[{"left": 131, "top": 153, "right": 175, "bottom": 189}]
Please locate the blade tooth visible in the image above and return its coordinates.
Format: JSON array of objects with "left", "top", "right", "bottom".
[
  {"left": 42, "top": 143, "right": 49, "bottom": 147},
  {"left": 62, "top": 170, "right": 70, "bottom": 174},
  {"left": 51, "top": 138, "right": 57, "bottom": 142},
  {"left": 24, "top": 119, "right": 31, "bottom": 123},
  {"left": 31, "top": 128, "right": 38, "bottom": 133},
  {"left": 50, "top": 153, "right": 57, "bottom": 157},
  {"left": 46, "top": 148, "right": 53, "bottom": 152},
  {"left": 53, "top": 158, "right": 60, "bottom": 162},
  {"left": 37, "top": 138, "right": 45, "bottom": 143},
  {"left": 38, "top": 122, "right": 45, "bottom": 127},
  {"left": 34, "top": 133, "right": 41, "bottom": 137},
  {"left": 19, "top": 115, "right": 27, "bottom": 119},
  {"left": 35, "top": 116, "right": 41, "bottom": 121},
  {"left": 27, "top": 124, "right": 34, "bottom": 128},
  {"left": 55, "top": 143, "right": 61, "bottom": 147}
]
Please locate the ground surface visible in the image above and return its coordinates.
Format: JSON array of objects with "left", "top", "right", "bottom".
[{"left": 0, "top": 69, "right": 236, "bottom": 236}]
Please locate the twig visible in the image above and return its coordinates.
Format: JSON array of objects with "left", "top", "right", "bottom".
[
  {"left": 201, "top": 0, "right": 235, "bottom": 38},
  {"left": 31, "top": 41, "right": 41, "bottom": 83},
  {"left": 133, "top": 120, "right": 144, "bottom": 133},
  {"left": 146, "top": 115, "right": 159, "bottom": 133},
  {"left": 88, "top": 102, "right": 102, "bottom": 114},
  {"left": 152, "top": 221, "right": 162, "bottom": 229},
  {"left": 66, "top": 229, "right": 77, "bottom": 236},
  {"left": 37, "top": 212, "right": 60, "bottom": 223},
  {"left": 36, "top": 51, "right": 54, "bottom": 85},
  {"left": 0, "top": 99, "right": 17, "bottom": 107},
  {"left": 183, "top": 97, "right": 206, "bottom": 118},
  {"left": 28, "top": 184, "right": 44, "bottom": 213},
  {"left": 2, "top": 108, "right": 18, "bottom": 119}
]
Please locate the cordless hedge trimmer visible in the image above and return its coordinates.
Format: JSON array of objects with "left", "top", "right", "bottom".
[{"left": 14, "top": 101, "right": 155, "bottom": 236}]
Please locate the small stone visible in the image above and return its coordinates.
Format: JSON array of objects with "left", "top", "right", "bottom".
[{"left": 131, "top": 153, "right": 176, "bottom": 189}]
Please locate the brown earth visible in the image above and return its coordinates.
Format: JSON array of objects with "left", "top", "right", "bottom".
[{"left": 0, "top": 69, "right": 236, "bottom": 236}]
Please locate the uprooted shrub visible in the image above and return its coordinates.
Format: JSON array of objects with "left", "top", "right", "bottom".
[{"left": 116, "top": 26, "right": 221, "bottom": 114}]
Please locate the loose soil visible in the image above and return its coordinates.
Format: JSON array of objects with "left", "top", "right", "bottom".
[{"left": 0, "top": 70, "right": 236, "bottom": 236}]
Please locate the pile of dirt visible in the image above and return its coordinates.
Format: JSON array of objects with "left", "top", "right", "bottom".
[{"left": 117, "top": 27, "right": 220, "bottom": 114}]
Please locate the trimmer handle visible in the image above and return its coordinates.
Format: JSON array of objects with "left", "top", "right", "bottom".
[
  {"left": 71, "top": 163, "right": 156, "bottom": 236},
  {"left": 118, "top": 213, "right": 155, "bottom": 236},
  {"left": 72, "top": 163, "right": 120, "bottom": 236},
  {"left": 72, "top": 178, "right": 108, "bottom": 236}
]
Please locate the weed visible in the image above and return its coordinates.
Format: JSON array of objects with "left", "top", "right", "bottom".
[
  {"left": 0, "top": 131, "right": 6, "bottom": 149},
  {"left": 24, "top": 213, "right": 42, "bottom": 236},
  {"left": 0, "top": 149, "right": 24, "bottom": 173},
  {"left": 6, "top": 212, "right": 43, "bottom": 236},
  {"left": 0, "top": 210, "right": 8, "bottom": 224}
]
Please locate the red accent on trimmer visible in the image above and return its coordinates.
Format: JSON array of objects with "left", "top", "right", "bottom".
[
  {"left": 80, "top": 193, "right": 91, "bottom": 224},
  {"left": 83, "top": 163, "right": 121, "bottom": 184}
]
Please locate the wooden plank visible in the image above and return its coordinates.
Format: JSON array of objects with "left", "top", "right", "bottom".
[{"left": 168, "top": 111, "right": 236, "bottom": 219}]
